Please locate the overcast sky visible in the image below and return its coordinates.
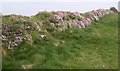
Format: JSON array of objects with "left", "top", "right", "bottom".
[
  {"left": 0, "top": 0, "right": 119, "bottom": 2},
  {"left": 1, "top": 0, "right": 119, "bottom": 16}
]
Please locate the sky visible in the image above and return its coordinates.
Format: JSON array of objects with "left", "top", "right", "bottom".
[
  {"left": 0, "top": 0, "right": 119, "bottom": 16},
  {"left": 0, "top": 0, "right": 119, "bottom": 2}
]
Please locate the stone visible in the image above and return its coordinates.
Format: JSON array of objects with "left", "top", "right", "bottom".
[
  {"left": 69, "top": 13, "right": 75, "bottom": 19},
  {"left": 8, "top": 41, "right": 13, "bottom": 49},
  {"left": 110, "top": 7, "right": 118, "bottom": 12},
  {"left": 79, "top": 14, "right": 86, "bottom": 20},
  {"left": 2, "top": 35, "right": 6, "bottom": 40},
  {"left": 79, "top": 21, "right": 85, "bottom": 29},
  {"left": 12, "top": 42, "right": 18, "bottom": 47},
  {"left": 14, "top": 37, "right": 23, "bottom": 45},
  {"left": 73, "top": 12, "right": 79, "bottom": 16},
  {"left": 33, "top": 22, "right": 41, "bottom": 31},
  {"left": 27, "top": 35, "right": 33, "bottom": 45},
  {"left": 93, "top": 15, "right": 99, "bottom": 21},
  {"left": 49, "top": 23, "right": 55, "bottom": 27},
  {"left": 86, "top": 18, "right": 92, "bottom": 25},
  {"left": 57, "top": 28, "right": 63, "bottom": 31},
  {"left": 56, "top": 11, "right": 65, "bottom": 19},
  {"left": 83, "top": 19, "right": 89, "bottom": 27},
  {"left": 98, "top": 11, "right": 103, "bottom": 17},
  {"left": 54, "top": 15, "right": 63, "bottom": 22},
  {"left": 40, "top": 35, "right": 46, "bottom": 39},
  {"left": 72, "top": 20, "right": 79, "bottom": 28},
  {"left": 77, "top": 24, "right": 82, "bottom": 29}
]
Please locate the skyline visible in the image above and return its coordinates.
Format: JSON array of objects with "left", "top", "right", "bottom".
[
  {"left": 0, "top": 0, "right": 119, "bottom": 2},
  {"left": 1, "top": 2, "right": 118, "bottom": 16}
]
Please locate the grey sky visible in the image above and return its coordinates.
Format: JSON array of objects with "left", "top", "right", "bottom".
[
  {"left": 2, "top": 2, "right": 118, "bottom": 16},
  {"left": 0, "top": 0, "right": 119, "bottom": 2}
]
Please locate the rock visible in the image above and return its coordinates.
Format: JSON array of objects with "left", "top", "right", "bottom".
[
  {"left": 40, "top": 35, "right": 46, "bottom": 39},
  {"left": 49, "top": 23, "right": 55, "bottom": 27},
  {"left": 27, "top": 34, "right": 33, "bottom": 45},
  {"left": 2, "top": 35, "right": 6, "bottom": 41},
  {"left": 36, "top": 21, "right": 43, "bottom": 27},
  {"left": 93, "top": 15, "right": 99, "bottom": 21},
  {"left": 56, "top": 11, "right": 65, "bottom": 19},
  {"left": 79, "top": 21, "right": 85, "bottom": 29},
  {"left": 79, "top": 14, "right": 86, "bottom": 20},
  {"left": 22, "top": 64, "right": 33, "bottom": 69},
  {"left": 110, "top": 7, "right": 118, "bottom": 12},
  {"left": 69, "top": 13, "right": 76, "bottom": 19},
  {"left": 33, "top": 22, "right": 41, "bottom": 31},
  {"left": 57, "top": 28, "right": 63, "bottom": 32},
  {"left": 71, "top": 20, "right": 78, "bottom": 28},
  {"left": 52, "top": 15, "right": 63, "bottom": 23},
  {"left": 67, "top": 20, "right": 73, "bottom": 28},
  {"left": 98, "top": 11, "right": 103, "bottom": 17},
  {"left": 8, "top": 41, "right": 13, "bottom": 49},
  {"left": 12, "top": 42, "right": 18, "bottom": 47},
  {"left": 86, "top": 18, "right": 92, "bottom": 25},
  {"left": 83, "top": 19, "right": 89, "bottom": 27}
]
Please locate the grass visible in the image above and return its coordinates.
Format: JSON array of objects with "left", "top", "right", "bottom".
[{"left": 2, "top": 13, "right": 118, "bottom": 69}]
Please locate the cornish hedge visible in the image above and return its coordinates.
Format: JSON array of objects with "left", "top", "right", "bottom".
[{"left": 1, "top": 9, "right": 118, "bottom": 69}]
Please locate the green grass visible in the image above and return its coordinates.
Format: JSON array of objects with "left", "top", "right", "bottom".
[{"left": 2, "top": 13, "right": 118, "bottom": 69}]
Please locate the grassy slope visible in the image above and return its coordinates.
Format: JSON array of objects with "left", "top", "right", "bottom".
[{"left": 2, "top": 13, "right": 118, "bottom": 69}]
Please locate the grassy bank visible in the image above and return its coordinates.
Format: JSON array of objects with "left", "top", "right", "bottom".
[{"left": 2, "top": 13, "right": 118, "bottom": 69}]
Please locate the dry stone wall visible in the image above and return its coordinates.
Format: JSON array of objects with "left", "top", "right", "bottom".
[{"left": 1, "top": 8, "right": 117, "bottom": 50}]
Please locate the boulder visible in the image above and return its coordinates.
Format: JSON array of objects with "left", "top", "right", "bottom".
[
  {"left": 79, "top": 14, "right": 86, "bottom": 20},
  {"left": 86, "top": 18, "right": 92, "bottom": 25},
  {"left": 57, "top": 28, "right": 63, "bottom": 32},
  {"left": 67, "top": 21, "right": 73, "bottom": 28},
  {"left": 79, "top": 21, "right": 85, "bottom": 29},
  {"left": 56, "top": 12, "right": 65, "bottom": 19},
  {"left": 49, "top": 23, "right": 55, "bottom": 27},
  {"left": 110, "top": 7, "right": 118, "bottom": 12},
  {"left": 93, "top": 14, "right": 99, "bottom": 21},
  {"left": 33, "top": 22, "right": 41, "bottom": 31},
  {"left": 83, "top": 19, "right": 88, "bottom": 27},
  {"left": 69, "top": 13, "right": 76, "bottom": 19},
  {"left": 72, "top": 20, "right": 78, "bottom": 28}
]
